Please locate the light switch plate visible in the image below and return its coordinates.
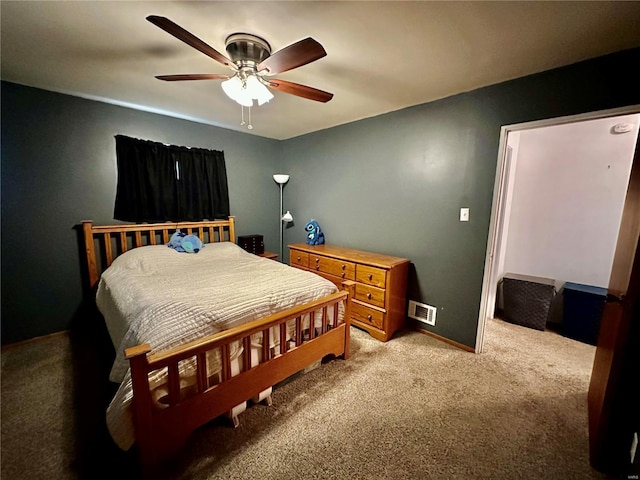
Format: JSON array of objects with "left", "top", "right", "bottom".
[{"left": 460, "top": 208, "right": 470, "bottom": 222}]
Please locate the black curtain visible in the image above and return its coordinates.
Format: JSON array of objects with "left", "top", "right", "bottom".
[{"left": 114, "top": 135, "right": 229, "bottom": 222}]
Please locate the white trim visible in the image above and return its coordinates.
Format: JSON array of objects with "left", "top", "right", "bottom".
[{"left": 475, "top": 104, "right": 640, "bottom": 353}]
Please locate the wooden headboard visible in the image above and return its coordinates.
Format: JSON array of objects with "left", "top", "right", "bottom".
[{"left": 82, "top": 216, "right": 236, "bottom": 289}]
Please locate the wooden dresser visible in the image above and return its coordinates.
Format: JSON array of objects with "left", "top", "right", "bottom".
[{"left": 289, "top": 243, "right": 410, "bottom": 342}]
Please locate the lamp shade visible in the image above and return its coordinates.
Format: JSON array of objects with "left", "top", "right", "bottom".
[
  {"left": 221, "top": 76, "right": 252, "bottom": 107},
  {"left": 273, "top": 174, "right": 290, "bottom": 184},
  {"left": 246, "top": 75, "right": 274, "bottom": 106}
]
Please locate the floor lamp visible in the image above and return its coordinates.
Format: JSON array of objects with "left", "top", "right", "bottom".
[{"left": 273, "top": 174, "right": 293, "bottom": 261}]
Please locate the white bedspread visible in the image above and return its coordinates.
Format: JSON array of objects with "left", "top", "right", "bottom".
[{"left": 96, "top": 242, "right": 338, "bottom": 449}]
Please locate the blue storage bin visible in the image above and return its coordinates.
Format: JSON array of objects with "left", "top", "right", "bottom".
[{"left": 562, "top": 282, "right": 607, "bottom": 345}]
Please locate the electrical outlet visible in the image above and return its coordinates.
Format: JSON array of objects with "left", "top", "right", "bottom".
[{"left": 460, "top": 208, "right": 470, "bottom": 222}]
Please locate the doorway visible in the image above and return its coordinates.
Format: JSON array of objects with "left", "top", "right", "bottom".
[{"left": 476, "top": 105, "right": 640, "bottom": 353}]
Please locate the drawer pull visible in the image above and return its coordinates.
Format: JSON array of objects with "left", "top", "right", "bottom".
[
  {"left": 341, "top": 273, "right": 346, "bottom": 278},
  {"left": 368, "top": 274, "right": 373, "bottom": 280},
  {"left": 315, "top": 266, "right": 320, "bottom": 271},
  {"left": 367, "top": 293, "right": 372, "bottom": 299},
  {"left": 341, "top": 264, "right": 346, "bottom": 270},
  {"left": 297, "top": 256, "right": 301, "bottom": 261},
  {"left": 315, "top": 258, "right": 320, "bottom": 263},
  {"left": 367, "top": 315, "right": 372, "bottom": 321}
]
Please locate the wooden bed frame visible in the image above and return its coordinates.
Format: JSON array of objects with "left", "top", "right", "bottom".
[{"left": 82, "top": 217, "right": 353, "bottom": 476}]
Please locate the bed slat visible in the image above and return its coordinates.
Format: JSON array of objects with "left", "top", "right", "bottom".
[
  {"left": 321, "top": 306, "right": 328, "bottom": 334},
  {"left": 242, "top": 337, "right": 251, "bottom": 372},
  {"left": 279, "top": 323, "right": 287, "bottom": 355},
  {"left": 104, "top": 233, "right": 113, "bottom": 266},
  {"left": 262, "top": 328, "right": 270, "bottom": 362},
  {"left": 221, "top": 345, "right": 231, "bottom": 382},
  {"left": 167, "top": 363, "right": 180, "bottom": 406},
  {"left": 295, "top": 317, "right": 302, "bottom": 346},
  {"left": 196, "top": 353, "right": 208, "bottom": 393},
  {"left": 119, "top": 232, "right": 127, "bottom": 253},
  {"left": 309, "top": 311, "right": 316, "bottom": 340}
]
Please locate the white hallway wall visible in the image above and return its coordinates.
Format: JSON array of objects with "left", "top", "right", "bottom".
[{"left": 500, "top": 113, "right": 639, "bottom": 288}]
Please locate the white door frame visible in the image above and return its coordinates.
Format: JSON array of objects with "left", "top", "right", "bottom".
[{"left": 475, "top": 104, "right": 640, "bottom": 353}]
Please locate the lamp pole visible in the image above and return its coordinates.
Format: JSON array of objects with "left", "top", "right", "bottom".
[
  {"left": 279, "top": 181, "right": 284, "bottom": 261},
  {"left": 273, "top": 174, "right": 290, "bottom": 262}
]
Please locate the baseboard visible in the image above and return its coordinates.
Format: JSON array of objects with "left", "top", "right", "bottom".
[{"left": 413, "top": 326, "right": 475, "bottom": 353}]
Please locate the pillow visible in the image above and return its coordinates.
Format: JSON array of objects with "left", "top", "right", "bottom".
[{"left": 167, "top": 231, "right": 204, "bottom": 253}]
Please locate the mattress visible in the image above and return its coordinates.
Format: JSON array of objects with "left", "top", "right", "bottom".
[{"left": 96, "top": 241, "right": 339, "bottom": 449}]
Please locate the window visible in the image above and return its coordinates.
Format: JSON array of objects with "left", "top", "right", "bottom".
[{"left": 113, "top": 135, "right": 230, "bottom": 222}]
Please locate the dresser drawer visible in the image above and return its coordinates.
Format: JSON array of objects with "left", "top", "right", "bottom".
[
  {"left": 354, "top": 283, "right": 386, "bottom": 308},
  {"left": 351, "top": 301, "right": 384, "bottom": 330},
  {"left": 356, "top": 265, "right": 387, "bottom": 288},
  {"left": 290, "top": 250, "right": 309, "bottom": 268},
  {"left": 310, "top": 255, "right": 355, "bottom": 280}
]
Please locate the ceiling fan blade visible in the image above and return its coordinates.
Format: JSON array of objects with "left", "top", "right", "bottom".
[
  {"left": 156, "top": 74, "right": 230, "bottom": 81},
  {"left": 268, "top": 79, "right": 333, "bottom": 103},
  {"left": 258, "top": 38, "right": 326, "bottom": 75},
  {"left": 147, "top": 15, "right": 235, "bottom": 70}
]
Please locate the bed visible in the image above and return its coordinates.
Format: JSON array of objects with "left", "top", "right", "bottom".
[{"left": 82, "top": 217, "right": 353, "bottom": 476}]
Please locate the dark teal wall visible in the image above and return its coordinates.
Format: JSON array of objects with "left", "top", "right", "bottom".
[
  {"left": 281, "top": 48, "right": 640, "bottom": 348},
  {"left": 1, "top": 82, "right": 281, "bottom": 344},
  {"left": 2, "top": 48, "right": 639, "bottom": 347}
]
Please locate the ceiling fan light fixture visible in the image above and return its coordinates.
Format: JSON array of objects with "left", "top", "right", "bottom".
[
  {"left": 147, "top": 16, "right": 333, "bottom": 131},
  {"left": 221, "top": 74, "right": 273, "bottom": 107}
]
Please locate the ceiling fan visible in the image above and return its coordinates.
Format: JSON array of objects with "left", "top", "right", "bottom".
[{"left": 147, "top": 15, "right": 334, "bottom": 111}]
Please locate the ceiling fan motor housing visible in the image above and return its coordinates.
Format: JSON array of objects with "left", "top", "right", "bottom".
[{"left": 225, "top": 33, "right": 272, "bottom": 65}]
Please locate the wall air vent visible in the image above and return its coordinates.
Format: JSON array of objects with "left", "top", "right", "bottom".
[{"left": 408, "top": 300, "right": 437, "bottom": 326}]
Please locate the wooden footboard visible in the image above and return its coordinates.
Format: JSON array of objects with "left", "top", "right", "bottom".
[{"left": 126, "top": 286, "right": 352, "bottom": 476}]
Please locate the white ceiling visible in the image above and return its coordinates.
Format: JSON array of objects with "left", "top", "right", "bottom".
[{"left": 2, "top": 1, "right": 640, "bottom": 140}]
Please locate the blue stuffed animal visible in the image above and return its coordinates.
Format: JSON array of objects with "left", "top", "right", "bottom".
[
  {"left": 168, "top": 231, "right": 204, "bottom": 253},
  {"left": 304, "top": 219, "right": 325, "bottom": 245}
]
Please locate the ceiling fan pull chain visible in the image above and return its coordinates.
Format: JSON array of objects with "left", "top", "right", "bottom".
[
  {"left": 247, "top": 106, "right": 253, "bottom": 130},
  {"left": 240, "top": 105, "right": 246, "bottom": 126}
]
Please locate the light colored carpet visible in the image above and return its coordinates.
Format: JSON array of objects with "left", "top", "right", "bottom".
[{"left": 1, "top": 319, "right": 605, "bottom": 479}]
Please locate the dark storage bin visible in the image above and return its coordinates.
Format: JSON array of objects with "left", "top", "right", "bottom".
[
  {"left": 562, "top": 282, "right": 607, "bottom": 345},
  {"left": 502, "top": 273, "right": 556, "bottom": 331},
  {"left": 237, "top": 234, "right": 264, "bottom": 254}
]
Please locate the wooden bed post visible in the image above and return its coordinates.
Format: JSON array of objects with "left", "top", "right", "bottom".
[
  {"left": 124, "top": 344, "right": 156, "bottom": 474},
  {"left": 228, "top": 215, "right": 235, "bottom": 243},
  {"left": 342, "top": 280, "right": 355, "bottom": 360},
  {"left": 82, "top": 221, "right": 100, "bottom": 290}
]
